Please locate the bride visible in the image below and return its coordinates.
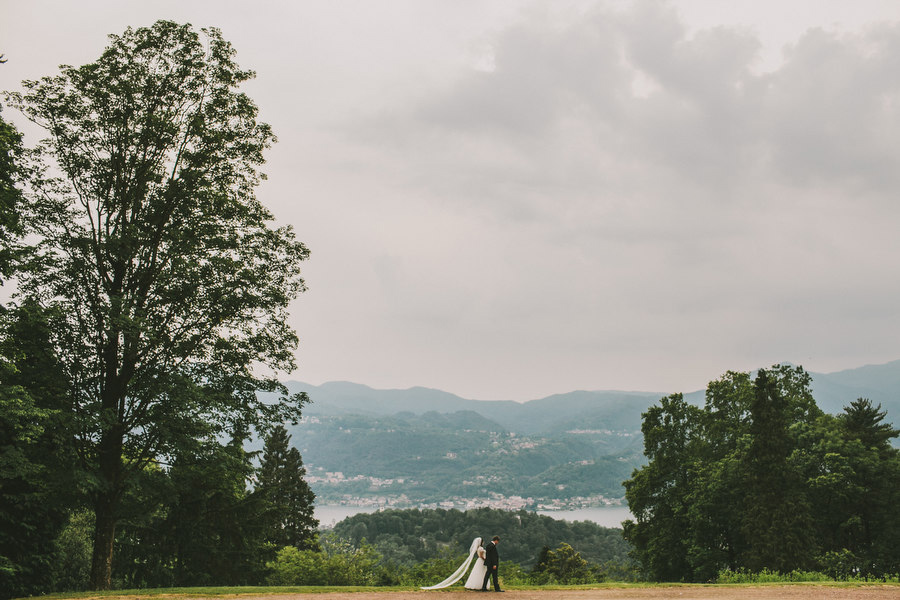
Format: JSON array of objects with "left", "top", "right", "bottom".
[
  {"left": 420, "top": 537, "right": 487, "bottom": 590},
  {"left": 464, "top": 538, "right": 487, "bottom": 589}
]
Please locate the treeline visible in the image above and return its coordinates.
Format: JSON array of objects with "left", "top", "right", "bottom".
[
  {"left": 624, "top": 365, "right": 900, "bottom": 582},
  {"left": 1, "top": 419, "right": 317, "bottom": 596},
  {"left": 329, "top": 507, "right": 634, "bottom": 579}
]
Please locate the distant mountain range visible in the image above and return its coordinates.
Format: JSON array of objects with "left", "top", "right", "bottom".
[
  {"left": 287, "top": 359, "right": 900, "bottom": 434},
  {"left": 281, "top": 360, "right": 900, "bottom": 508}
]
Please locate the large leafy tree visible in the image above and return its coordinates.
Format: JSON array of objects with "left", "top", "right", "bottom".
[
  {"left": 622, "top": 393, "right": 703, "bottom": 581},
  {"left": 5, "top": 21, "right": 310, "bottom": 589},
  {"left": 0, "top": 107, "right": 23, "bottom": 281}
]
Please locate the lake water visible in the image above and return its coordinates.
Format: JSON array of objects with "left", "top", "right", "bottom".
[
  {"left": 534, "top": 506, "right": 632, "bottom": 528},
  {"left": 315, "top": 504, "right": 633, "bottom": 529}
]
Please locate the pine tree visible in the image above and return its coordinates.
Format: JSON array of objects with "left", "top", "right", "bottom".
[
  {"left": 739, "top": 369, "right": 815, "bottom": 572},
  {"left": 257, "top": 426, "right": 318, "bottom": 550},
  {"left": 840, "top": 398, "right": 899, "bottom": 454}
]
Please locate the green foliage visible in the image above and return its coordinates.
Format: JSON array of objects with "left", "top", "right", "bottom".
[
  {"left": 840, "top": 398, "right": 899, "bottom": 454},
  {"left": 741, "top": 369, "right": 816, "bottom": 572},
  {"left": 394, "top": 547, "right": 465, "bottom": 587},
  {"left": 257, "top": 426, "right": 318, "bottom": 551},
  {"left": 715, "top": 568, "right": 832, "bottom": 584},
  {"left": 266, "top": 540, "right": 381, "bottom": 586},
  {"left": 623, "top": 393, "right": 702, "bottom": 581},
  {"left": 107, "top": 429, "right": 318, "bottom": 590},
  {"left": 530, "top": 542, "right": 593, "bottom": 584},
  {"left": 326, "top": 506, "right": 635, "bottom": 587},
  {"left": 52, "top": 510, "right": 94, "bottom": 592},
  {"left": 0, "top": 303, "right": 76, "bottom": 599},
  {"left": 497, "top": 561, "right": 529, "bottom": 585},
  {"left": 5, "top": 20, "right": 309, "bottom": 589},
  {"left": 817, "top": 549, "right": 860, "bottom": 581},
  {"left": 293, "top": 412, "right": 642, "bottom": 505},
  {"left": 266, "top": 547, "right": 327, "bottom": 586},
  {"left": 0, "top": 108, "right": 24, "bottom": 281},
  {"left": 111, "top": 435, "right": 270, "bottom": 588},
  {"left": 624, "top": 364, "right": 900, "bottom": 583}
]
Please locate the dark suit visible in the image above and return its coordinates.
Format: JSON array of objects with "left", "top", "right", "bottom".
[{"left": 481, "top": 540, "right": 500, "bottom": 591}]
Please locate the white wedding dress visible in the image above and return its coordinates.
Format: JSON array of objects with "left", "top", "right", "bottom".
[
  {"left": 464, "top": 544, "right": 487, "bottom": 589},
  {"left": 420, "top": 537, "right": 485, "bottom": 590}
]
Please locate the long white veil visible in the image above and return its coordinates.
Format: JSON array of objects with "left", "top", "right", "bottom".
[{"left": 420, "top": 537, "right": 482, "bottom": 590}]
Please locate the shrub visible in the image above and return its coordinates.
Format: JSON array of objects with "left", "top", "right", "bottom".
[
  {"left": 266, "top": 540, "right": 384, "bottom": 586},
  {"left": 266, "top": 547, "right": 328, "bottom": 586},
  {"left": 530, "top": 542, "right": 592, "bottom": 584},
  {"left": 817, "top": 549, "right": 860, "bottom": 581},
  {"left": 52, "top": 510, "right": 93, "bottom": 592},
  {"left": 398, "top": 548, "right": 466, "bottom": 587},
  {"left": 716, "top": 568, "right": 830, "bottom": 583}
]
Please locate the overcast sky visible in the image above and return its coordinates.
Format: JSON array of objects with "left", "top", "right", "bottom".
[{"left": 3, "top": 1, "right": 900, "bottom": 401}]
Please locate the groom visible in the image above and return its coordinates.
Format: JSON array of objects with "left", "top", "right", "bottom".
[{"left": 480, "top": 535, "right": 502, "bottom": 592}]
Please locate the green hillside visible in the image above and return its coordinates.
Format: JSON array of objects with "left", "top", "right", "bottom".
[
  {"left": 290, "top": 411, "right": 642, "bottom": 506},
  {"left": 284, "top": 361, "right": 900, "bottom": 507}
]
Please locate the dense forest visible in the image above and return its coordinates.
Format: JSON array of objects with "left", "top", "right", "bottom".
[
  {"left": 624, "top": 365, "right": 900, "bottom": 582},
  {"left": 331, "top": 507, "right": 630, "bottom": 569},
  {"left": 266, "top": 507, "right": 635, "bottom": 587}
]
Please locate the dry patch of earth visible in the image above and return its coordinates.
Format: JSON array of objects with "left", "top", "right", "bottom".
[{"left": 135, "top": 585, "right": 899, "bottom": 600}]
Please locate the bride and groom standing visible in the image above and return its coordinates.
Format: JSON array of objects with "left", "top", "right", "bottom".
[
  {"left": 466, "top": 535, "right": 502, "bottom": 592},
  {"left": 421, "top": 535, "right": 503, "bottom": 591}
]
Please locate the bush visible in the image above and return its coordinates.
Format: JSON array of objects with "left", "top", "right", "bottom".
[
  {"left": 397, "top": 548, "right": 467, "bottom": 587},
  {"left": 530, "top": 542, "right": 594, "bottom": 584},
  {"left": 497, "top": 561, "right": 528, "bottom": 586},
  {"left": 52, "top": 510, "right": 93, "bottom": 592},
  {"left": 266, "top": 540, "right": 383, "bottom": 586},
  {"left": 267, "top": 547, "right": 328, "bottom": 586},
  {"left": 817, "top": 549, "right": 859, "bottom": 581},
  {"left": 322, "top": 540, "right": 381, "bottom": 586},
  {"left": 716, "top": 568, "right": 830, "bottom": 583}
]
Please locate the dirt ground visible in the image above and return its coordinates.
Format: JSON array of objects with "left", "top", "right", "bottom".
[{"left": 174, "top": 586, "right": 900, "bottom": 600}]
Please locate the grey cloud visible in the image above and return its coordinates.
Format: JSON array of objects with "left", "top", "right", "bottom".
[
  {"left": 354, "top": 4, "right": 900, "bottom": 215},
  {"left": 762, "top": 25, "right": 900, "bottom": 192},
  {"left": 8, "top": 0, "right": 900, "bottom": 399}
]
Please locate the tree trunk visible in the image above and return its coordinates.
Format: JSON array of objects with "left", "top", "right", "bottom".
[
  {"left": 89, "top": 417, "right": 124, "bottom": 590},
  {"left": 89, "top": 491, "right": 118, "bottom": 589}
]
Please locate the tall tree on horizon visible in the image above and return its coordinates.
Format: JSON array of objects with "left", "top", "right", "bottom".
[
  {"left": 623, "top": 393, "right": 703, "bottom": 581},
  {"left": 257, "top": 425, "right": 318, "bottom": 551},
  {"left": 739, "top": 369, "right": 815, "bottom": 572},
  {"left": 4, "top": 21, "right": 310, "bottom": 589},
  {"left": 840, "top": 398, "right": 899, "bottom": 454}
]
